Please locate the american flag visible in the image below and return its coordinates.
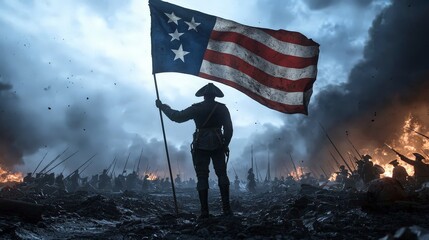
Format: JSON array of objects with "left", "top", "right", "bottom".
[{"left": 149, "top": 0, "right": 319, "bottom": 114}]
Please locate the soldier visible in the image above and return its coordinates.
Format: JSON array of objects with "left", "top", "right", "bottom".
[
  {"left": 55, "top": 173, "right": 65, "bottom": 191},
  {"left": 142, "top": 174, "right": 150, "bottom": 192},
  {"left": 174, "top": 174, "right": 182, "bottom": 187},
  {"left": 389, "top": 159, "right": 408, "bottom": 186},
  {"left": 23, "top": 173, "right": 35, "bottom": 184},
  {"left": 68, "top": 170, "right": 80, "bottom": 192},
  {"left": 98, "top": 169, "right": 112, "bottom": 190},
  {"left": 156, "top": 83, "right": 233, "bottom": 218},
  {"left": 247, "top": 168, "right": 256, "bottom": 193},
  {"left": 362, "top": 154, "right": 377, "bottom": 184},
  {"left": 234, "top": 175, "right": 240, "bottom": 192},
  {"left": 126, "top": 171, "right": 139, "bottom": 191},
  {"left": 399, "top": 153, "right": 429, "bottom": 187},
  {"left": 335, "top": 165, "right": 349, "bottom": 183}
]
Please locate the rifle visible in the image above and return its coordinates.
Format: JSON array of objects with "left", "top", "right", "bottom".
[
  {"left": 289, "top": 153, "right": 299, "bottom": 179},
  {"left": 136, "top": 147, "right": 144, "bottom": 173},
  {"left": 122, "top": 152, "right": 131, "bottom": 174},
  {"left": 106, "top": 156, "right": 117, "bottom": 173},
  {"left": 384, "top": 143, "right": 405, "bottom": 158},
  {"left": 33, "top": 151, "right": 49, "bottom": 175},
  {"left": 329, "top": 151, "right": 341, "bottom": 167},
  {"left": 319, "top": 122, "right": 353, "bottom": 172},
  {"left": 80, "top": 160, "right": 94, "bottom": 175},
  {"left": 406, "top": 127, "right": 429, "bottom": 140},
  {"left": 65, "top": 153, "right": 97, "bottom": 179},
  {"left": 45, "top": 150, "right": 79, "bottom": 174},
  {"left": 39, "top": 147, "right": 69, "bottom": 173},
  {"left": 346, "top": 137, "right": 362, "bottom": 158}
]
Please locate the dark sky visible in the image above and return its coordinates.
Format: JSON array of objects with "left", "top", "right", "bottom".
[{"left": 1, "top": 0, "right": 427, "bottom": 180}]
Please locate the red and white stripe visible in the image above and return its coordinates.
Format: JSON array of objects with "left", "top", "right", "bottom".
[{"left": 199, "top": 17, "right": 319, "bottom": 114}]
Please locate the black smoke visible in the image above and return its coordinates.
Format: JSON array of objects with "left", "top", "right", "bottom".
[{"left": 242, "top": 0, "right": 429, "bottom": 176}]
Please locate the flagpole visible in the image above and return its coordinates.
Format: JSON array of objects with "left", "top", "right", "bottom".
[{"left": 153, "top": 73, "right": 179, "bottom": 216}]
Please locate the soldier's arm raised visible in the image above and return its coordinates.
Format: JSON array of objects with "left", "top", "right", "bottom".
[{"left": 399, "top": 155, "right": 415, "bottom": 166}]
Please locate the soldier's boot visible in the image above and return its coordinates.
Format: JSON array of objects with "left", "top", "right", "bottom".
[
  {"left": 219, "top": 185, "right": 233, "bottom": 216},
  {"left": 198, "top": 189, "right": 209, "bottom": 219}
]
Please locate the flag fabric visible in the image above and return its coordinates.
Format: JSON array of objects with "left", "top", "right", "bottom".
[{"left": 149, "top": 0, "right": 319, "bottom": 114}]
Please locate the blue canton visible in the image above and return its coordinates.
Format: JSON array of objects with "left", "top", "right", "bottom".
[{"left": 149, "top": 0, "right": 216, "bottom": 75}]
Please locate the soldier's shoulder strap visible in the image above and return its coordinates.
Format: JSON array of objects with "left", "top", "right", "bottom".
[{"left": 201, "top": 103, "right": 218, "bottom": 128}]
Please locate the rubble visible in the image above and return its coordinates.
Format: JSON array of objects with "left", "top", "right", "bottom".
[{"left": 0, "top": 179, "right": 429, "bottom": 239}]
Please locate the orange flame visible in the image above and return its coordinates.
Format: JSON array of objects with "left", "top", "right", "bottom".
[
  {"left": 0, "top": 166, "right": 23, "bottom": 183},
  {"left": 360, "top": 114, "right": 427, "bottom": 177},
  {"left": 146, "top": 173, "right": 158, "bottom": 181}
]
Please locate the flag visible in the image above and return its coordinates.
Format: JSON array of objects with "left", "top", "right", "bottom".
[{"left": 149, "top": 0, "right": 320, "bottom": 114}]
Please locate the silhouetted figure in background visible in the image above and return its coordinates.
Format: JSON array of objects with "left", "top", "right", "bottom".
[
  {"left": 234, "top": 175, "right": 240, "bottom": 192},
  {"left": 247, "top": 168, "right": 256, "bottom": 193},
  {"left": 389, "top": 159, "right": 408, "bottom": 186},
  {"left": 156, "top": 83, "right": 233, "bottom": 219},
  {"left": 399, "top": 153, "right": 429, "bottom": 187}
]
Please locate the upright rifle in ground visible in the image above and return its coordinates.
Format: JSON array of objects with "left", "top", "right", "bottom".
[
  {"left": 80, "top": 159, "right": 94, "bottom": 175},
  {"left": 45, "top": 150, "right": 79, "bottom": 174},
  {"left": 289, "top": 153, "right": 299, "bottom": 179},
  {"left": 319, "top": 122, "right": 353, "bottom": 172},
  {"left": 346, "top": 137, "right": 362, "bottom": 158},
  {"left": 406, "top": 127, "right": 429, "bottom": 140},
  {"left": 135, "top": 147, "right": 144, "bottom": 173},
  {"left": 32, "top": 151, "right": 49, "bottom": 175},
  {"left": 106, "top": 156, "right": 117, "bottom": 173},
  {"left": 122, "top": 152, "right": 131, "bottom": 174},
  {"left": 39, "top": 147, "right": 69, "bottom": 174},
  {"left": 110, "top": 157, "right": 118, "bottom": 177},
  {"left": 64, "top": 153, "right": 97, "bottom": 179},
  {"left": 329, "top": 151, "right": 341, "bottom": 168}
]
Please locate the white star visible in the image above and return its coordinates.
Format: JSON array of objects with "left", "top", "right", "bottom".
[
  {"left": 164, "top": 12, "right": 181, "bottom": 25},
  {"left": 171, "top": 44, "right": 189, "bottom": 62},
  {"left": 169, "top": 29, "right": 184, "bottom": 42},
  {"left": 185, "top": 17, "right": 201, "bottom": 31}
]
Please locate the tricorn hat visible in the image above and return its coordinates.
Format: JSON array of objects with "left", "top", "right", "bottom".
[
  {"left": 389, "top": 159, "right": 399, "bottom": 165},
  {"left": 413, "top": 153, "right": 425, "bottom": 160},
  {"left": 195, "top": 83, "right": 224, "bottom": 97}
]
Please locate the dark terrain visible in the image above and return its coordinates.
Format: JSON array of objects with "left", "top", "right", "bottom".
[{"left": 1, "top": 182, "right": 429, "bottom": 240}]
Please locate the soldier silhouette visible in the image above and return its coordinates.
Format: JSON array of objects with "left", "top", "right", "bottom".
[
  {"left": 156, "top": 83, "right": 233, "bottom": 219},
  {"left": 389, "top": 159, "right": 408, "bottom": 186},
  {"left": 399, "top": 153, "right": 429, "bottom": 187}
]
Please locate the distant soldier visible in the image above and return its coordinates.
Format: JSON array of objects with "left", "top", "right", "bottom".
[
  {"left": 399, "top": 153, "right": 429, "bottom": 187},
  {"left": 335, "top": 165, "right": 349, "bottom": 183},
  {"left": 234, "top": 175, "right": 240, "bottom": 192},
  {"left": 362, "top": 155, "right": 377, "bottom": 184},
  {"left": 126, "top": 171, "right": 139, "bottom": 191},
  {"left": 69, "top": 170, "right": 80, "bottom": 192},
  {"left": 23, "top": 173, "right": 35, "bottom": 184},
  {"left": 174, "top": 174, "right": 182, "bottom": 186},
  {"left": 389, "top": 159, "right": 408, "bottom": 186},
  {"left": 55, "top": 173, "right": 65, "bottom": 191},
  {"left": 247, "top": 168, "right": 256, "bottom": 193},
  {"left": 98, "top": 169, "right": 112, "bottom": 190},
  {"left": 319, "top": 174, "right": 328, "bottom": 183},
  {"left": 115, "top": 173, "right": 126, "bottom": 191},
  {"left": 156, "top": 83, "right": 233, "bottom": 218},
  {"left": 142, "top": 174, "right": 150, "bottom": 192}
]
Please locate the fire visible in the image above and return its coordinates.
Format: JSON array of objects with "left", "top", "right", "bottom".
[
  {"left": 361, "top": 114, "right": 427, "bottom": 178},
  {"left": 0, "top": 166, "right": 23, "bottom": 183},
  {"left": 146, "top": 173, "right": 158, "bottom": 181}
]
